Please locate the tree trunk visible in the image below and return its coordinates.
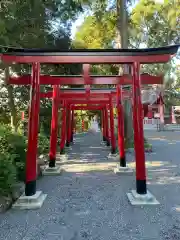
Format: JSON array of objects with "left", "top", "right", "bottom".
[
  {"left": 117, "top": 0, "right": 133, "bottom": 147},
  {"left": 4, "top": 66, "right": 18, "bottom": 131}
]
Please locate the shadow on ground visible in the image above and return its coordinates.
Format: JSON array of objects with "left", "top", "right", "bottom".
[{"left": 0, "top": 131, "right": 180, "bottom": 239}]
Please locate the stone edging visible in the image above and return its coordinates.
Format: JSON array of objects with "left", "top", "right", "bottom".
[
  {"left": 0, "top": 182, "right": 24, "bottom": 213},
  {"left": 126, "top": 147, "right": 152, "bottom": 153}
]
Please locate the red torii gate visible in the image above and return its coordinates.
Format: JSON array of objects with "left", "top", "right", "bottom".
[
  {"left": 40, "top": 89, "right": 120, "bottom": 156},
  {"left": 39, "top": 87, "right": 133, "bottom": 158},
  {"left": 39, "top": 84, "right": 159, "bottom": 164},
  {"left": 9, "top": 73, "right": 163, "bottom": 85},
  {"left": 2, "top": 45, "right": 179, "bottom": 208}
]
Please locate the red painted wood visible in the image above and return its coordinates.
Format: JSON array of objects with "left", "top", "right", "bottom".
[
  {"left": 39, "top": 91, "right": 132, "bottom": 100},
  {"left": 71, "top": 109, "right": 74, "bottom": 141},
  {"left": 60, "top": 101, "right": 66, "bottom": 151},
  {"left": 49, "top": 85, "right": 59, "bottom": 161},
  {"left": 104, "top": 107, "right": 109, "bottom": 142},
  {"left": 132, "top": 62, "right": 146, "bottom": 181},
  {"left": 117, "top": 85, "right": 125, "bottom": 161},
  {"left": 67, "top": 104, "right": 72, "bottom": 144},
  {"left": 9, "top": 74, "right": 163, "bottom": 85},
  {"left": 63, "top": 100, "right": 109, "bottom": 104},
  {"left": 21, "top": 111, "right": 25, "bottom": 120},
  {"left": 109, "top": 95, "right": 116, "bottom": 152},
  {"left": 72, "top": 106, "right": 104, "bottom": 110},
  {"left": 26, "top": 63, "right": 40, "bottom": 185},
  {"left": 102, "top": 109, "right": 106, "bottom": 138},
  {"left": 2, "top": 54, "right": 171, "bottom": 64}
]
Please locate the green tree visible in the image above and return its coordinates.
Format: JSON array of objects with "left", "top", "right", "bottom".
[
  {"left": 0, "top": 0, "right": 84, "bottom": 131},
  {"left": 130, "top": 0, "right": 180, "bottom": 47},
  {"left": 74, "top": 0, "right": 180, "bottom": 142},
  {"left": 74, "top": 0, "right": 133, "bottom": 143}
]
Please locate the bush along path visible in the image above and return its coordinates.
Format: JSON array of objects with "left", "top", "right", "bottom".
[
  {"left": 124, "top": 137, "right": 153, "bottom": 154},
  {"left": 0, "top": 124, "right": 50, "bottom": 213}
]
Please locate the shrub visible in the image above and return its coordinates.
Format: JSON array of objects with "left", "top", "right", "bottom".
[
  {"left": 0, "top": 124, "right": 50, "bottom": 186},
  {"left": 0, "top": 153, "right": 16, "bottom": 197},
  {"left": 38, "top": 132, "right": 49, "bottom": 155},
  {"left": 0, "top": 124, "right": 12, "bottom": 153},
  {"left": 0, "top": 124, "right": 27, "bottom": 182},
  {"left": 7, "top": 133, "right": 27, "bottom": 182}
]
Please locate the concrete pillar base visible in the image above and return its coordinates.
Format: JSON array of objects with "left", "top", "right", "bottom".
[
  {"left": 107, "top": 153, "right": 118, "bottom": 159},
  {"left": 103, "top": 145, "right": 110, "bottom": 149},
  {"left": 127, "top": 190, "right": 160, "bottom": 205},
  {"left": 61, "top": 154, "right": 68, "bottom": 160},
  {"left": 114, "top": 165, "right": 133, "bottom": 174},
  {"left": 12, "top": 191, "right": 47, "bottom": 210},
  {"left": 43, "top": 166, "right": 62, "bottom": 176},
  {"left": 56, "top": 154, "right": 68, "bottom": 164},
  {"left": 65, "top": 146, "right": 72, "bottom": 150}
]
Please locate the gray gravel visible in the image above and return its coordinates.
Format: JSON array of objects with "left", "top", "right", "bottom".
[{"left": 1, "top": 130, "right": 180, "bottom": 240}]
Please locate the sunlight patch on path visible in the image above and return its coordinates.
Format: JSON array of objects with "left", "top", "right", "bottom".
[{"left": 61, "top": 162, "right": 117, "bottom": 173}]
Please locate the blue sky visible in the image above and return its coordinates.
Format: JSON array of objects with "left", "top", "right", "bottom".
[{"left": 71, "top": 15, "right": 85, "bottom": 39}]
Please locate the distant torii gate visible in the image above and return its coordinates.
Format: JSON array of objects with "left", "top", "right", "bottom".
[
  {"left": 48, "top": 93, "right": 118, "bottom": 156},
  {"left": 2, "top": 45, "right": 179, "bottom": 208},
  {"left": 40, "top": 88, "right": 132, "bottom": 160}
]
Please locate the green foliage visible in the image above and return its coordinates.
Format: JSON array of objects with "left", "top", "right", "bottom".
[
  {"left": 0, "top": 153, "right": 17, "bottom": 197},
  {"left": 0, "top": 0, "right": 82, "bottom": 47},
  {"left": 75, "top": 0, "right": 179, "bottom": 76},
  {"left": 75, "top": 13, "right": 116, "bottom": 49},
  {"left": 39, "top": 103, "right": 52, "bottom": 137},
  {"left": 123, "top": 137, "right": 152, "bottom": 149},
  {"left": 8, "top": 133, "right": 27, "bottom": 182},
  {"left": 0, "top": 123, "right": 50, "bottom": 186},
  {"left": 38, "top": 132, "right": 50, "bottom": 156},
  {"left": 130, "top": 0, "right": 180, "bottom": 47},
  {"left": 0, "top": 124, "right": 27, "bottom": 182},
  {"left": 0, "top": 0, "right": 84, "bottom": 131}
]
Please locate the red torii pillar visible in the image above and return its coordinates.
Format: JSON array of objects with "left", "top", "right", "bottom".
[
  {"left": 104, "top": 106, "right": 110, "bottom": 146},
  {"left": 117, "top": 85, "right": 126, "bottom": 167},
  {"left": 132, "top": 62, "right": 146, "bottom": 194},
  {"left": 159, "top": 94, "right": 164, "bottom": 131},
  {"left": 49, "top": 85, "right": 59, "bottom": 167},
  {"left": 102, "top": 109, "right": 106, "bottom": 141},
  {"left": 71, "top": 109, "right": 74, "bottom": 143},
  {"left": 25, "top": 63, "right": 40, "bottom": 196},
  {"left": 109, "top": 95, "right": 116, "bottom": 154},
  {"left": 65, "top": 103, "right": 69, "bottom": 147},
  {"left": 66, "top": 104, "right": 71, "bottom": 147},
  {"left": 60, "top": 101, "right": 67, "bottom": 154}
]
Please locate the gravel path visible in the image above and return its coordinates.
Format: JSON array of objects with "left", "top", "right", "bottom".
[{"left": 0, "top": 130, "right": 180, "bottom": 240}]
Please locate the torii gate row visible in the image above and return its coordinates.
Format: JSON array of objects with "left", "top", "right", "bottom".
[
  {"left": 39, "top": 87, "right": 132, "bottom": 109},
  {"left": 68, "top": 104, "right": 115, "bottom": 148},
  {"left": 56, "top": 105, "right": 114, "bottom": 152},
  {"left": 56, "top": 102, "right": 112, "bottom": 154},
  {"left": 68, "top": 105, "right": 111, "bottom": 142},
  {"left": 8, "top": 73, "right": 163, "bottom": 85},
  {"left": 39, "top": 87, "right": 125, "bottom": 157},
  {"left": 40, "top": 91, "right": 131, "bottom": 104},
  {"left": 48, "top": 85, "right": 126, "bottom": 169},
  {"left": 40, "top": 89, "right": 131, "bottom": 100},
  {"left": 71, "top": 105, "right": 105, "bottom": 110},
  {"left": 57, "top": 104, "right": 107, "bottom": 110},
  {"left": 2, "top": 45, "right": 179, "bottom": 206},
  {"left": 41, "top": 87, "right": 127, "bottom": 157}
]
